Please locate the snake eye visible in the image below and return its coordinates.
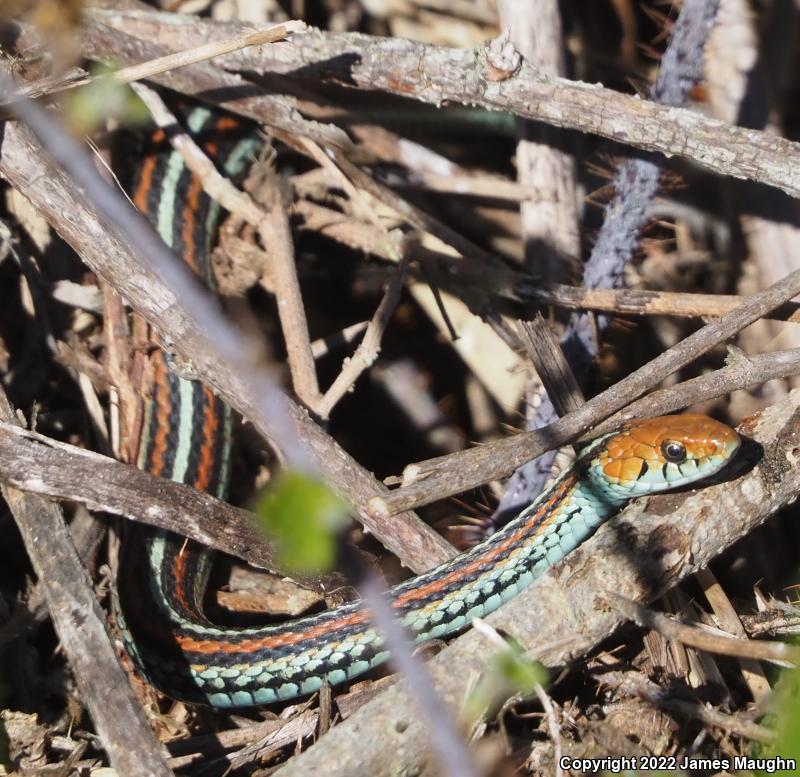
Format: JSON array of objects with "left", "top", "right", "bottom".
[{"left": 661, "top": 440, "right": 687, "bottom": 463}]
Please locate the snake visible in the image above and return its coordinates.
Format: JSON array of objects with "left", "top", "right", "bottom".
[{"left": 114, "top": 106, "right": 741, "bottom": 709}]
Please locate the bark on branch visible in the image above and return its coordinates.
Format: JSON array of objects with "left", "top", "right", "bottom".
[
  {"left": 82, "top": 9, "right": 800, "bottom": 199},
  {"left": 0, "top": 420, "right": 298, "bottom": 576},
  {"left": 0, "top": 392, "right": 173, "bottom": 777}
]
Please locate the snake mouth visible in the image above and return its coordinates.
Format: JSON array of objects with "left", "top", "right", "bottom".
[
  {"left": 721, "top": 432, "right": 742, "bottom": 460},
  {"left": 707, "top": 425, "right": 742, "bottom": 461}
]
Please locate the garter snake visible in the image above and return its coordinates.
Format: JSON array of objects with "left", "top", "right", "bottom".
[{"left": 114, "top": 106, "right": 741, "bottom": 709}]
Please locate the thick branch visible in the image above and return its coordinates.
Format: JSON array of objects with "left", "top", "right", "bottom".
[
  {"left": 79, "top": 16, "right": 349, "bottom": 150},
  {"left": 85, "top": 10, "right": 800, "bottom": 199},
  {"left": 0, "top": 420, "right": 303, "bottom": 577},
  {"left": 0, "top": 393, "right": 173, "bottom": 777}
]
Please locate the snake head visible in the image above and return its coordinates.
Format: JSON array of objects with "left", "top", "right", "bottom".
[{"left": 588, "top": 414, "right": 740, "bottom": 499}]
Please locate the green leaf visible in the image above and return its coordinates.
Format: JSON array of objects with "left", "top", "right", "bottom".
[
  {"left": 761, "top": 663, "right": 800, "bottom": 775},
  {"left": 462, "top": 639, "right": 548, "bottom": 723},
  {"left": 64, "top": 65, "right": 149, "bottom": 136},
  {"left": 488, "top": 641, "right": 549, "bottom": 696},
  {"left": 253, "top": 471, "right": 350, "bottom": 573}
]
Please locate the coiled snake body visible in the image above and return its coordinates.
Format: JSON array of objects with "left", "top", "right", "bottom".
[{"left": 115, "top": 107, "right": 741, "bottom": 709}]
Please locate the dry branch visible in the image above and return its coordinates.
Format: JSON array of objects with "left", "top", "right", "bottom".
[
  {"left": 604, "top": 593, "right": 800, "bottom": 664},
  {"left": 85, "top": 10, "right": 800, "bottom": 199},
  {"left": 256, "top": 178, "right": 322, "bottom": 408},
  {"left": 377, "top": 262, "right": 800, "bottom": 514},
  {"left": 0, "top": 391, "right": 174, "bottom": 777},
  {"left": 0, "top": 419, "right": 313, "bottom": 579},
  {"left": 584, "top": 346, "right": 800, "bottom": 439},
  {"left": 286, "top": 198, "right": 800, "bottom": 327},
  {"left": 109, "top": 20, "right": 307, "bottom": 85},
  {"left": 517, "top": 317, "right": 584, "bottom": 416},
  {"left": 599, "top": 671, "right": 776, "bottom": 744},
  {"left": 77, "top": 14, "right": 350, "bottom": 150},
  {"left": 521, "top": 283, "right": 800, "bottom": 324},
  {"left": 497, "top": 0, "right": 580, "bottom": 278},
  {"left": 316, "top": 249, "right": 410, "bottom": 420},
  {"left": 370, "top": 346, "right": 800, "bottom": 485}
]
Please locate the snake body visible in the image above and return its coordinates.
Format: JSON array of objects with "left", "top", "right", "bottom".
[{"left": 115, "top": 107, "right": 741, "bottom": 709}]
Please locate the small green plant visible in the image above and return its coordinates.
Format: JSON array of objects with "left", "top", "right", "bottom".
[
  {"left": 463, "top": 626, "right": 548, "bottom": 724},
  {"left": 488, "top": 640, "right": 549, "bottom": 696},
  {"left": 253, "top": 470, "right": 350, "bottom": 573},
  {"left": 760, "top": 663, "right": 800, "bottom": 774},
  {"left": 64, "top": 65, "right": 149, "bottom": 136}
]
